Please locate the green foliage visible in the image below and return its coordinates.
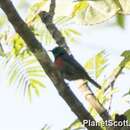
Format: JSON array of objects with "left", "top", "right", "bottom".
[
  {"left": 33, "top": 16, "right": 80, "bottom": 44},
  {"left": 62, "top": 27, "right": 80, "bottom": 43},
  {"left": 71, "top": 0, "right": 119, "bottom": 24},
  {"left": 71, "top": 0, "right": 130, "bottom": 26},
  {"left": 123, "top": 89, "right": 130, "bottom": 97},
  {"left": 11, "top": 34, "right": 26, "bottom": 56},
  {"left": 116, "top": 14, "right": 125, "bottom": 28},
  {"left": 0, "top": 43, "right": 5, "bottom": 56},
  {"left": 64, "top": 119, "right": 84, "bottom": 130},
  {"left": 84, "top": 50, "right": 107, "bottom": 78},
  {"left": 102, "top": 66, "right": 120, "bottom": 88},
  {"left": 72, "top": 1, "right": 89, "bottom": 17},
  {"left": 0, "top": 32, "right": 46, "bottom": 101},
  {"left": 124, "top": 109, "right": 130, "bottom": 122},
  {"left": 0, "top": 51, "right": 45, "bottom": 100},
  {"left": 84, "top": 50, "right": 122, "bottom": 118},
  {"left": 122, "top": 48, "right": 130, "bottom": 97},
  {"left": 23, "top": 0, "right": 80, "bottom": 45},
  {"left": 25, "top": 0, "right": 49, "bottom": 29},
  {"left": 118, "top": 0, "right": 130, "bottom": 14},
  {"left": 54, "top": 16, "right": 80, "bottom": 44},
  {"left": 121, "top": 50, "right": 130, "bottom": 58},
  {"left": 26, "top": 0, "right": 48, "bottom": 22},
  {"left": 41, "top": 124, "right": 51, "bottom": 130},
  {"left": 102, "top": 50, "right": 130, "bottom": 90},
  {"left": 120, "top": 50, "right": 130, "bottom": 70},
  {"left": 87, "top": 87, "right": 118, "bottom": 121},
  {"left": 0, "top": 15, "right": 6, "bottom": 27},
  {"left": 0, "top": 0, "right": 80, "bottom": 100}
]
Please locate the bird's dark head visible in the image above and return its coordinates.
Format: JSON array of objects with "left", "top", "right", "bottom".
[{"left": 51, "top": 47, "right": 67, "bottom": 58}]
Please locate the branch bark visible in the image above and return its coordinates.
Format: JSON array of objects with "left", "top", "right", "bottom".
[
  {"left": 49, "top": 0, "right": 56, "bottom": 19},
  {"left": 77, "top": 80, "right": 111, "bottom": 121},
  {"left": 39, "top": 11, "right": 70, "bottom": 53},
  {"left": 104, "top": 66, "right": 124, "bottom": 92},
  {"left": 0, "top": 0, "right": 102, "bottom": 130}
]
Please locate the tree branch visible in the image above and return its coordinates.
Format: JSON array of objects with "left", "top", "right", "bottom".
[
  {"left": 0, "top": 42, "right": 5, "bottom": 56},
  {"left": 38, "top": 11, "right": 70, "bottom": 53},
  {"left": 77, "top": 80, "right": 111, "bottom": 121},
  {"left": 49, "top": 0, "right": 56, "bottom": 20},
  {"left": 104, "top": 66, "right": 124, "bottom": 92},
  {"left": 0, "top": 0, "right": 102, "bottom": 130},
  {"left": 104, "top": 55, "right": 130, "bottom": 95}
]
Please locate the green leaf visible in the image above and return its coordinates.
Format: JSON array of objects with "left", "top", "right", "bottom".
[
  {"left": 121, "top": 50, "right": 130, "bottom": 59},
  {"left": 31, "top": 79, "right": 45, "bottom": 88},
  {"left": 71, "top": 0, "right": 119, "bottom": 24},
  {"left": 85, "top": 50, "right": 107, "bottom": 78},
  {"left": 123, "top": 89, "right": 130, "bottom": 97},
  {"left": 2, "top": 52, "right": 46, "bottom": 99},
  {"left": 0, "top": 15, "right": 6, "bottom": 27},
  {"left": 71, "top": 0, "right": 130, "bottom": 25},
  {"left": 64, "top": 119, "right": 83, "bottom": 130},
  {"left": 11, "top": 34, "right": 26, "bottom": 56},
  {"left": 121, "top": 50, "right": 130, "bottom": 69},
  {"left": 116, "top": 14, "right": 125, "bottom": 28},
  {"left": 54, "top": 16, "right": 72, "bottom": 24},
  {"left": 62, "top": 28, "right": 80, "bottom": 43},
  {"left": 124, "top": 109, "right": 130, "bottom": 122},
  {"left": 72, "top": 1, "right": 89, "bottom": 17},
  {"left": 29, "top": 0, "right": 48, "bottom": 13},
  {"left": 0, "top": 43, "right": 5, "bottom": 56},
  {"left": 28, "top": 84, "right": 32, "bottom": 102},
  {"left": 26, "top": 0, "right": 49, "bottom": 25},
  {"left": 34, "top": 16, "right": 79, "bottom": 44},
  {"left": 118, "top": 0, "right": 130, "bottom": 14}
]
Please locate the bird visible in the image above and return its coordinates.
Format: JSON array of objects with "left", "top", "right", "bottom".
[
  {"left": 115, "top": 114, "right": 127, "bottom": 122},
  {"left": 115, "top": 114, "right": 127, "bottom": 127},
  {"left": 51, "top": 47, "right": 101, "bottom": 89}
]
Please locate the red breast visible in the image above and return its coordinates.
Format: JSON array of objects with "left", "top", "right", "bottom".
[{"left": 54, "top": 57, "right": 64, "bottom": 69}]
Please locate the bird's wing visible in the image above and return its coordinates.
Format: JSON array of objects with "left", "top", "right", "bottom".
[
  {"left": 62, "top": 54, "right": 89, "bottom": 76},
  {"left": 61, "top": 54, "right": 101, "bottom": 89}
]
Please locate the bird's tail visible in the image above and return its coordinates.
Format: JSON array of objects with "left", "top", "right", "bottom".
[{"left": 87, "top": 77, "right": 101, "bottom": 89}]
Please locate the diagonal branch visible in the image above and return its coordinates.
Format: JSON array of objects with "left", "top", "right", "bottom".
[
  {"left": 39, "top": 11, "right": 70, "bottom": 53},
  {"left": 104, "top": 59, "right": 127, "bottom": 112},
  {"left": 0, "top": 0, "right": 102, "bottom": 130},
  {"left": 39, "top": 0, "right": 70, "bottom": 53},
  {"left": 0, "top": 42, "right": 5, "bottom": 56},
  {"left": 104, "top": 61, "right": 126, "bottom": 92},
  {"left": 105, "top": 65, "right": 124, "bottom": 112},
  {"left": 77, "top": 80, "right": 111, "bottom": 121}
]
